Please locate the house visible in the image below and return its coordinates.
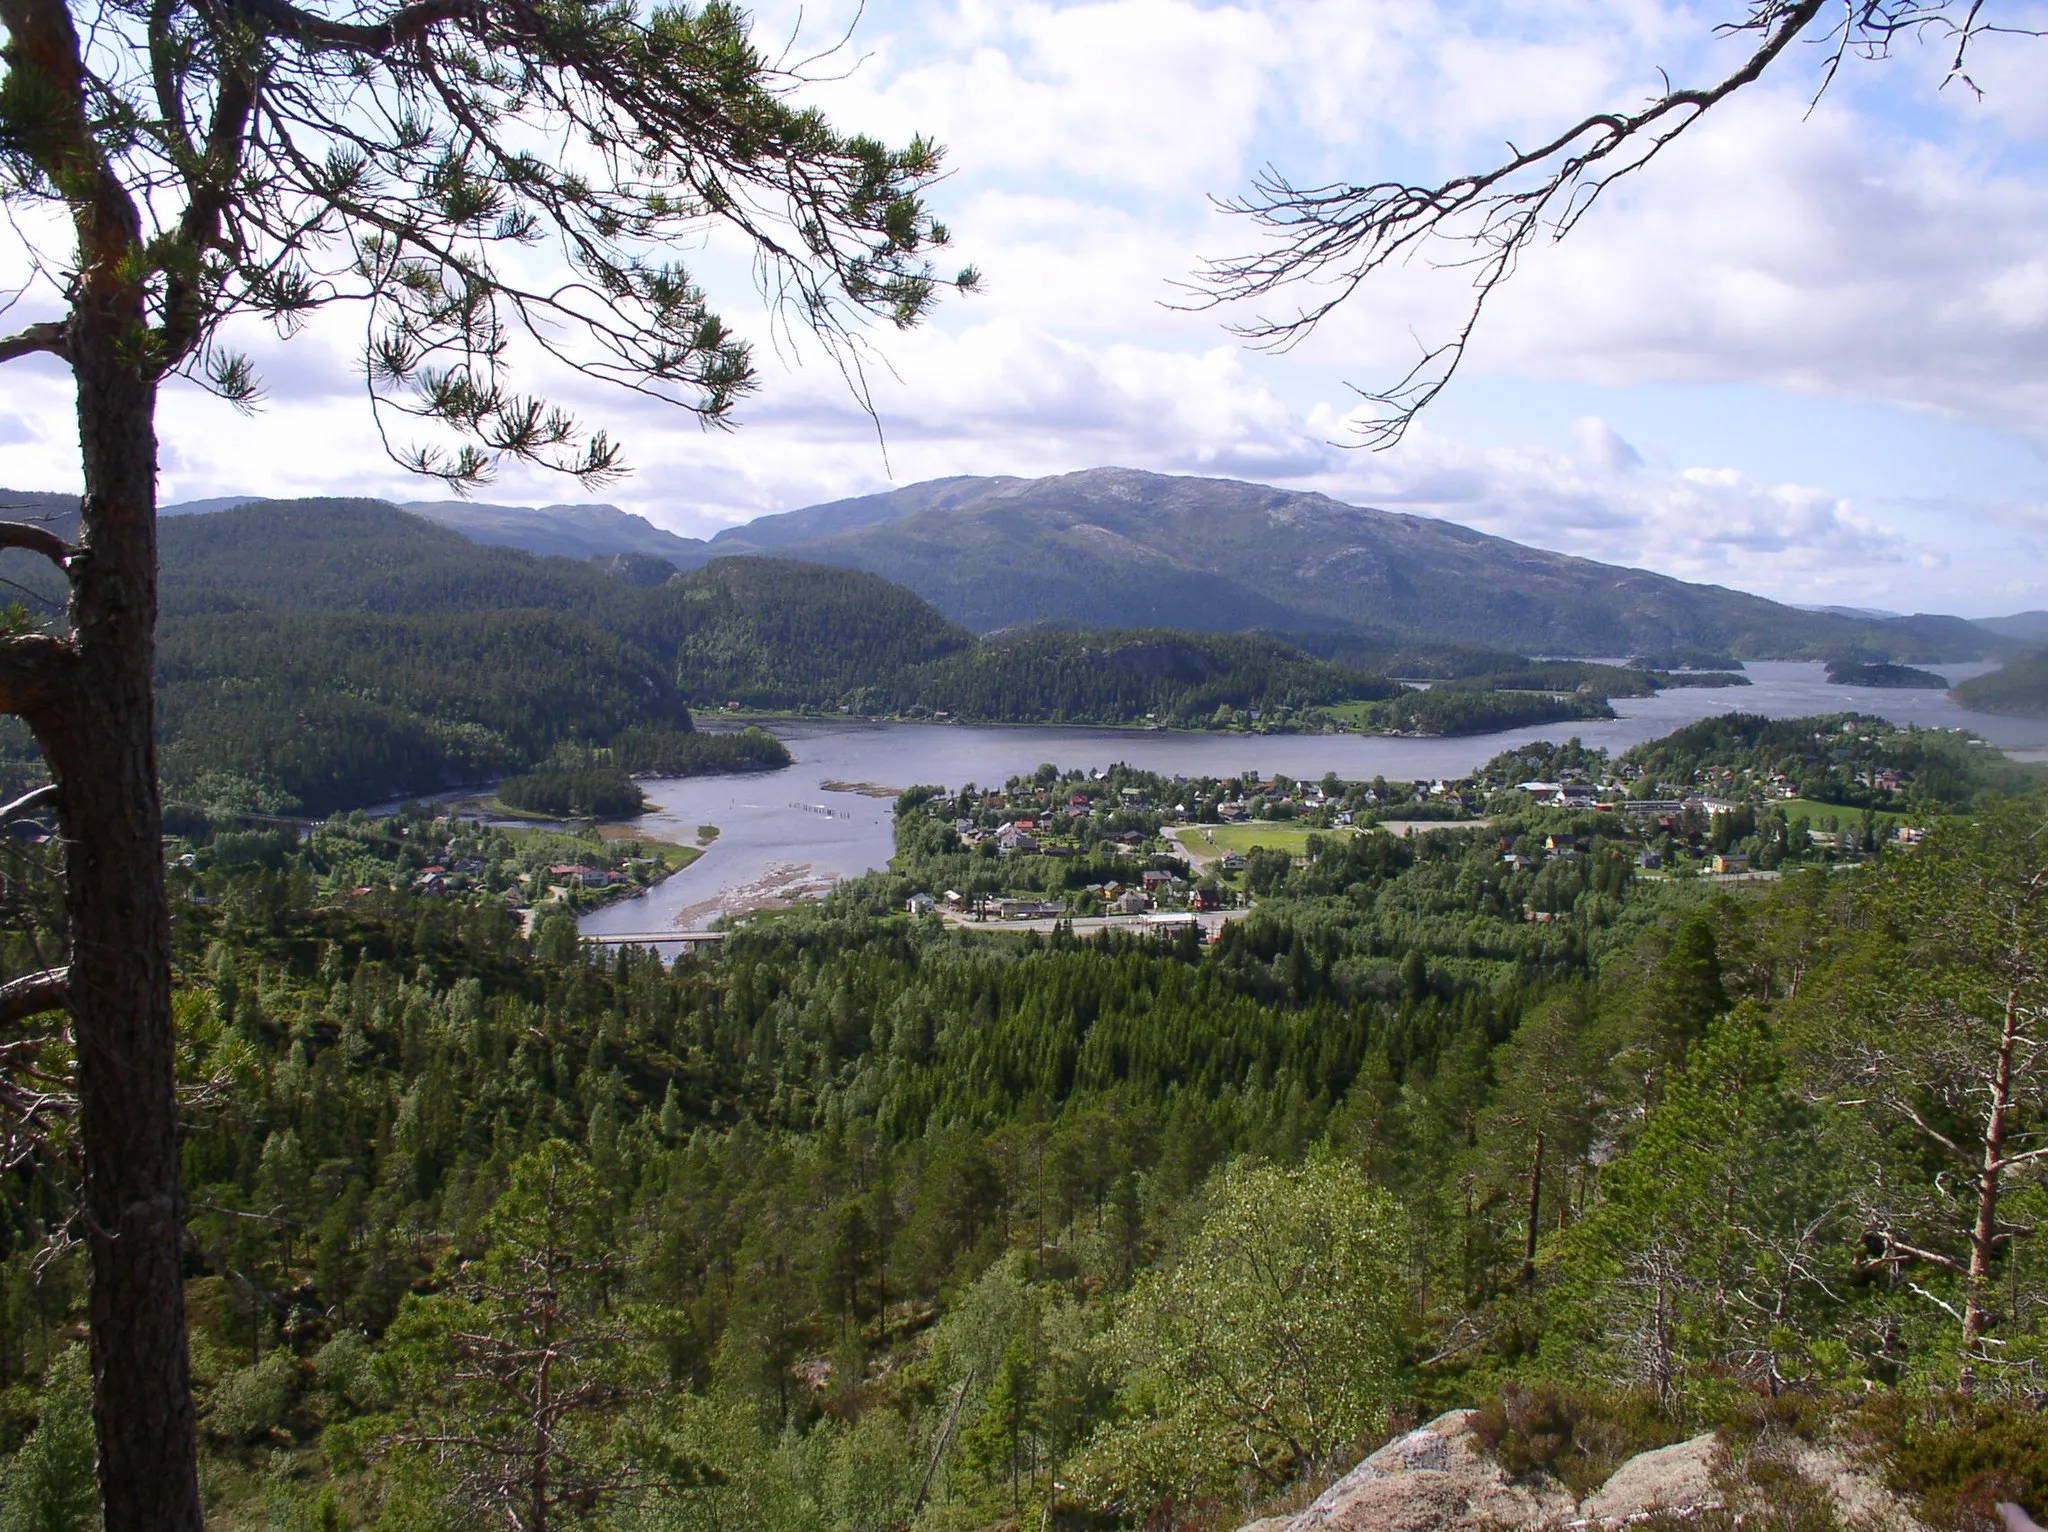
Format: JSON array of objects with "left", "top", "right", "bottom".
[
  {"left": 906, "top": 893, "right": 936, "bottom": 916},
  {"left": 1622, "top": 800, "right": 1687, "bottom": 818},
  {"left": 997, "top": 898, "right": 1065, "bottom": 920},
  {"left": 1141, "top": 869, "right": 1173, "bottom": 892},
  {"left": 1500, "top": 853, "right": 1535, "bottom": 871},
  {"left": 1115, "top": 889, "right": 1150, "bottom": 915},
  {"left": 1711, "top": 853, "right": 1750, "bottom": 875},
  {"left": 1191, "top": 886, "right": 1222, "bottom": 912},
  {"left": 1216, "top": 802, "right": 1248, "bottom": 822},
  {"left": 996, "top": 828, "right": 1040, "bottom": 857},
  {"left": 1219, "top": 851, "right": 1247, "bottom": 873},
  {"left": 1637, "top": 849, "right": 1663, "bottom": 870}
]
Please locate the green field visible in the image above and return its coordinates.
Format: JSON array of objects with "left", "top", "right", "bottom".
[
  {"left": 1178, "top": 822, "right": 1356, "bottom": 857},
  {"left": 503, "top": 822, "right": 705, "bottom": 871},
  {"left": 1780, "top": 797, "right": 1915, "bottom": 830},
  {"left": 1319, "top": 700, "right": 1385, "bottom": 728}
]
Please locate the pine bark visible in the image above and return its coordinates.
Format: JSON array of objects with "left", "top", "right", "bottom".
[
  {"left": 0, "top": 0, "right": 204, "bottom": 1517},
  {"left": 38, "top": 308, "right": 201, "bottom": 1531}
]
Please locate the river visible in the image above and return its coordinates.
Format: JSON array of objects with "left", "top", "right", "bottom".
[{"left": 575, "top": 660, "right": 2048, "bottom": 939}]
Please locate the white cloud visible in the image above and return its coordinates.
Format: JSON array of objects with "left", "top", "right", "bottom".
[{"left": 0, "top": 0, "right": 2041, "bottom": 619}]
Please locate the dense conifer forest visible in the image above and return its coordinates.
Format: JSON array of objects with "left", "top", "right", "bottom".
[{"left": 1, "top": 721, "right": 2044, "bottom": 1530}]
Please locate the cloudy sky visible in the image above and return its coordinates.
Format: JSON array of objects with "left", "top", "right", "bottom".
[{"left": 3, "top": 0, "right": 2045, "bottom": 615}]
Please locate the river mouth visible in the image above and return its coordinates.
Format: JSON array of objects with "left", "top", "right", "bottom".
[{"left": 575, "top": 661, "right": 2048, "bottom": 939}]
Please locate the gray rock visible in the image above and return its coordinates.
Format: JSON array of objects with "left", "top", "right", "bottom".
[
  {"left": 1260, "top": 1409, "right": 1575, "bottom": 1532},
  {"left": 1577, "top": 1433, "right": 1721, "bottom": 1522}
]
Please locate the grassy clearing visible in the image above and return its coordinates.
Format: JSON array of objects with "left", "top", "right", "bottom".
[
  {"left": 502, "top": 823, "right": 704, "bottom": 871},
  {"left": 1187, "top": 823, "right": 1357, "bottom": 856},
  {"left": 1318, "top": 700, "right": 1386, "bottom": 728},
  {"left": 1780, "top": 797, "right": 1915, "bottom": 830}
]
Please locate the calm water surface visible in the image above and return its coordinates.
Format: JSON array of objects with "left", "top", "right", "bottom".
[{"left": 578, "top": 661, "right": 2048, "bottom": 936}]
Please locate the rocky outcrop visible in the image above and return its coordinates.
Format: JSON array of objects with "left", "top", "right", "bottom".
[
  {"left": 1264, "top": 1410, "right": 1574, "bottom": 1532},
  {"left": 1576, "top": 1432, "right": 1721, "bottom": 1522},
  {"left": 1237, "top": 1409, "right": 1933, "bottom": 1532}
]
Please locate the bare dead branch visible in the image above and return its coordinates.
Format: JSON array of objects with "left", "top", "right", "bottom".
[
  {"left": 0, "top": 522, "right": 76, "bottom": 570},
  {"left": 0, "top": 966, "right": 68, "bottom": 1029},
  {"left": 1188, "top": 0, "right": 2041, "bottom": 447},
  {"left": 0, "top": 320, "right": 68, "bottom": 365},
  {"left": 0, "top": 783, "right": 60, "bottom": 825}
]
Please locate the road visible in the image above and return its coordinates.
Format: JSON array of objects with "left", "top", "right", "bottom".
[{"left": 937, "top": 906, "right": 1251, "bottom": 938}]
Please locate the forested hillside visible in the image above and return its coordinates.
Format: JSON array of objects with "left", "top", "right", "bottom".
[
  {"left": 2, "top": 731, "right": 2043, "bottom": 1530},
  {"left": 0, "top": 499, "right": 1459, "bottom": 813},
  {"left": 1951, "top": 649, "right": 2048, "bottom": 718}
]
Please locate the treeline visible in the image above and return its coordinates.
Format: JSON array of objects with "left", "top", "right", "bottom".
[
  {"left": 883, "top": 629, "right": 1397, "bottom": 726},
  {"left": 1357, "top": 685, "right": 1616, "bottom": 736},
  {"left": 612, "top": 724, "right": 791, "bottom": 775},
  {"left": 495, "top": 768, "right": 646, "bottom": 819}
]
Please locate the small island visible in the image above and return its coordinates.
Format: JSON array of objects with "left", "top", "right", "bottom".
[{"left": 1824, "top": 659, "right": 1948, "bottom": 689}]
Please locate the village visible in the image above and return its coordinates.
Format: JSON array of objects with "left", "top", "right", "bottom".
[{"left": 892, "top": 720, "right": 1958, "bottom": 932}]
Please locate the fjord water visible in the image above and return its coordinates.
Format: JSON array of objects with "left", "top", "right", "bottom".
[{"left": 577, "top": 661, "right": 2047, "bottom": 936}]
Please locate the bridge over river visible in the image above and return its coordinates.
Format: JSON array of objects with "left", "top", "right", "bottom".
[{"left": 581, "top": 930, "right": 726, "bottom": 947}]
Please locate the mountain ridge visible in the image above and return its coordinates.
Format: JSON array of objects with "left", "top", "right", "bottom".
[
  {"left": 695, "top": 467, "right": 2000, "bottom": 661},
  {"left": 1, "top": 471, "right": 2021, "bottom": 660}
]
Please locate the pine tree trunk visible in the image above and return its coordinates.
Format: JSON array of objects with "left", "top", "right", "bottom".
[
  {"left": 40, "top": 321, "right": 202, "bottom": 1529},
  {"left": 1961, "top": 985, "right": 2023, "bottom": 1394},
  {"left": 1521, "top": 1131, "right": 1544, "bottom": 1288}
]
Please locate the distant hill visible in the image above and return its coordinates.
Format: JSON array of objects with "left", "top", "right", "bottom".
[
  {"left": 1951, "top": 649, "right": 2048, "bottom": 719},
  {"left": 401, "top": 498, "right": 713, "bottom": 566},
  {"left": 151, "top": 489, "right": 718, "bottom": 564},
  {"left": 1979, "top": 610, "right": 2048, "bottom": 645},
  {"left": 710, "top": 475, "right": 1017, "bottom": 552},
  {"left": 706, "top": 468, "right": 1996, "bottom": 662}
]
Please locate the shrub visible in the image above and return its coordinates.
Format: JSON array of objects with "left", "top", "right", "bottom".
[
  {"left": 207, "top": 1350, "right": 299, "bottom": 1444},
  {"left": 1856, "top": 1392, "right": 2048, "bottom": 1531},
  {"left": 1470, "top": 1382, "right": 1681, "bottom": 1498}
]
